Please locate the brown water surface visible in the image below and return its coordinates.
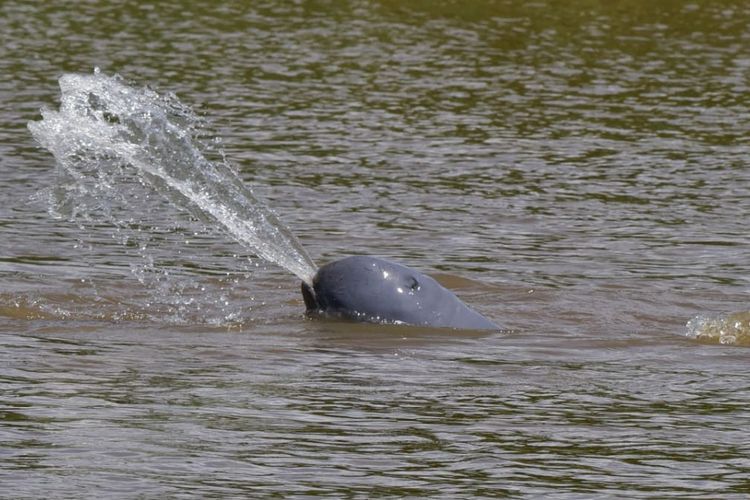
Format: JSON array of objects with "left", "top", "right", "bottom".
[{"left": 2, "top": 1, "right": 750, "bottom": 497}]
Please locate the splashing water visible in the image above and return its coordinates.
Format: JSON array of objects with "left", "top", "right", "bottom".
[
  {"left": 686, "top": 311, "right": 750, "bottom": 346},
  {"left": 27, "top": 69, "right": 317, "bottom": 286}
]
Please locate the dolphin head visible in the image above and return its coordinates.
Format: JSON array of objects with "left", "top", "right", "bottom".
[{"left": 301, "top": 255, "right": 498, "bottom": 330}]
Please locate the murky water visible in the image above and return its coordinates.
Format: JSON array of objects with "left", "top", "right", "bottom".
[{"left": 2, "top": 1, "right": 750, "bottom": 497}]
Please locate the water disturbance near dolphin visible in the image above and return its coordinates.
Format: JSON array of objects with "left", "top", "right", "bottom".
[
  {"left": 28, "top": 69, "right": 317, "bottom": 286},
  {"left": 686, "top": 311, "right": 750, "bottom": 346},
  {"left": 29, "top": 70, "right": 497, "bottom": 330}
]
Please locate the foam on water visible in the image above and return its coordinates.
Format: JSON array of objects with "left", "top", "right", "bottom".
[
  {"left": 685, "top": 311, "right": 750, "bottom": 346},
  {"left": 27, "top": 69, "right": 317, "bottom": 285}
]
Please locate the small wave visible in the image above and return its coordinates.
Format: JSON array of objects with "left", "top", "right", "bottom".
[{"left": 686, "top": 311, "right": 750, "bottom": 346}]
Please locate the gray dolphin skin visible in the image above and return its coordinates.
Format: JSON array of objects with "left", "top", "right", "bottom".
[{"left": 301, "top": 256, "right": 499, "bottom": 330}]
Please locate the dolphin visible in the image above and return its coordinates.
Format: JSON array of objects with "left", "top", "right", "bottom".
[{"left": 301, "top": 256, "right": 498, "bottom": 330}]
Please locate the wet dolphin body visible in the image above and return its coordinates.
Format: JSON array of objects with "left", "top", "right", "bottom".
[{"left": 301, "top": 256, "right": 499, "bottom": 330}]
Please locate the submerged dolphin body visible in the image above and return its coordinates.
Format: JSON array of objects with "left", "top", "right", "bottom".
[{"left": 301, "top": 256, "right": 498, "bottom": 330}]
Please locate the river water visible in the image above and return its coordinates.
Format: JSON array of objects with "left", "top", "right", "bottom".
[{"left": 2, "top": 1, "right": 750, "bottom": 498}]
